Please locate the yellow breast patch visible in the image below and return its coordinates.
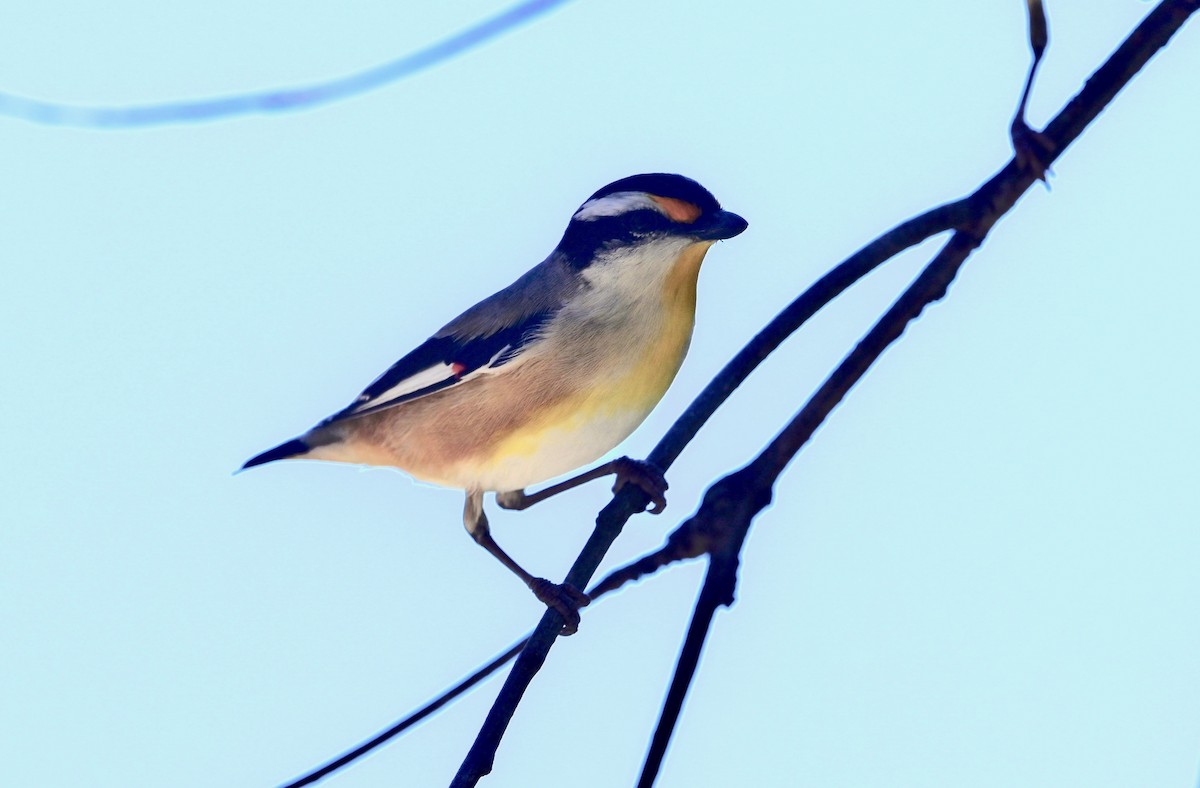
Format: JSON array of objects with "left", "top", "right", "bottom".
[{"left": 487, "top": 240, "right": 713, "bottom": 467}]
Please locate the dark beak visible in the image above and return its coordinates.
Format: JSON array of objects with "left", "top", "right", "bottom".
[{"left": 693, "top": 209, "right": 748, "bottom": 241}]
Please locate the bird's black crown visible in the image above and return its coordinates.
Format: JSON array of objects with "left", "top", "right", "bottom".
[{"left": 585, "top": 173, "right": 721, "bottom": 213}]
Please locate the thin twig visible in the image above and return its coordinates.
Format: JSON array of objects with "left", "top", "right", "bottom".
[{"left": 278, "top": 640, "right": 526, "bottom": 788}]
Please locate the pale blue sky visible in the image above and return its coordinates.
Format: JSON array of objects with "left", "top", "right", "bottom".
[{"left": 3, "top": 2, "right": 1198, "bottom": 786}]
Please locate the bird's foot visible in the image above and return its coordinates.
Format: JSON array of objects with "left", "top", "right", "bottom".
[
  {"left": 528, "top": 577, "right": 591, "bottom": 636},
  {"left": 610, "top": 457, "right": 669, "bottom": 514},
  {"left": 1011, "top": 118, "right": 1055, "bottom": 184}
]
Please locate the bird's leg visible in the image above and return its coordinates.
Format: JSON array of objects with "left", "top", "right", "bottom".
[
  {"left": 463, "top": 491, "right": 589, "bottom": 635},
  {"left": 496, "top": 456, "right": 669, "bottom": 515}
]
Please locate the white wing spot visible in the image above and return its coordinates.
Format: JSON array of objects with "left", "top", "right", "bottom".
[{"left": 354, "top": 363, "right": 455, "bottom": 412}]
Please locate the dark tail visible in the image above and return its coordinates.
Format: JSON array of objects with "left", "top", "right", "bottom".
[{"left": 240, "top": 438, "right": 310, "bottom": 471}]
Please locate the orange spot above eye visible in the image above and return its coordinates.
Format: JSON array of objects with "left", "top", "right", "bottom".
[{"left": 650, "top": 195, "right": 702, "bottom": 224}]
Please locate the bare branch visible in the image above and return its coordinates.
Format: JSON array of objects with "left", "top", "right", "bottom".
[
  {"left": 634, "top": 2, "right": 1198, "bottom": 783},
  {"left": 636, "top": 233, "right": 982, "bottom": 784}
]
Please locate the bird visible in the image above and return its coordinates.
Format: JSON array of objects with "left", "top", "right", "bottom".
[{"left": 241, "top": 173, "right": 747, "bottom": 634}]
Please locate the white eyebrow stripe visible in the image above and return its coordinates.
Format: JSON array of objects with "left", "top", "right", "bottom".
[{"left": 572, "top": 191, "right": 659, "bottom": 221}]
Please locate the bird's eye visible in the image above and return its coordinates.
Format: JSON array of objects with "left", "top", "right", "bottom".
[{"left": 625, "top": 209, "right": 667, "bottom": 235}]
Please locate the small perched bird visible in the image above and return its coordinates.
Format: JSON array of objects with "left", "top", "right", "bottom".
[{"left": 242, "top": 173, "right": 747, "bottom": 633}]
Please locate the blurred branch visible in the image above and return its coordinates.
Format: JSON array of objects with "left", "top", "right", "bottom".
[
  {"left": 0, "top": 0, "right": 573, "bottom": 128},
  {"left": 634, "top": 1, "right": 1198, "bottom": 783}
]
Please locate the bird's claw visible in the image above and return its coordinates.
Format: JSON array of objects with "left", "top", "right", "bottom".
[
  {"left": 610, "top": 457, "right": 669, "bottom": 514},
  {"left": 528, "top": 577, "right": 591, "bottom": 636}
]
